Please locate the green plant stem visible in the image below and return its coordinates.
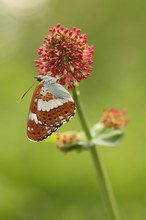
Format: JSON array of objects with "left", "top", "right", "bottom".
[{"left": 72, "top": 88, "right": 120, "bottom": 220}]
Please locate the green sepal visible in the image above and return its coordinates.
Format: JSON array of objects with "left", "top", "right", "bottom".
[{"left": 59, "top": 140, "right": 92, "bottom": 153}]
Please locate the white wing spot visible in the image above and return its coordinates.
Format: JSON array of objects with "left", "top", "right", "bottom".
[
  {"left": 68, "top": 116, "right": 73, "bottom": 120},
  {"left": 29, "top": 112, "right": 38, "bottom": 124},
  {"left": 38, "top": 99, "right": 42, "bottom": 111},
  {"left": 46, "top": 100, "right": 58, "bottom": 111},
  {"left": 61, "top": 119, "right": 66, "bottom": 123},
  {"left": 59, "top": 115, "right": 64, "bottom": 120},
  {"left": 42, "top": 100, "right": 46, "bottom": 111}
]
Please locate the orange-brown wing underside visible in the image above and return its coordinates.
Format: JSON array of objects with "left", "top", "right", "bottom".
[
  {"left": 27, "top": 82, "right": 54, "bottom": 141},
  {"left": 27, "top": 82, "right": 75, "bottom": 141}
]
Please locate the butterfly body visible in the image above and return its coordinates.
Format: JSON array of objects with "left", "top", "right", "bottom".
[{"left": 27, "top": 75, "right": 76, "bottom": 142}]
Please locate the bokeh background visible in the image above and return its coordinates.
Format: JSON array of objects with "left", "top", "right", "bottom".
[{"left": 0, "top": 0, "right": 145, "bottom": 219}]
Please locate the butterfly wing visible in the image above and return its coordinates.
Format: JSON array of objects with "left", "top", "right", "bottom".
[{"left": 27, "top": 81, "right": 76, "bottom": 142}]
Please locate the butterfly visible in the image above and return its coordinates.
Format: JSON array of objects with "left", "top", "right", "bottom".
[{"left": 27, "top": 75, "right": 76, "bottom": 142}]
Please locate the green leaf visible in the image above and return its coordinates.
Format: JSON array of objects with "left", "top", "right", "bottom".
[
  {"left": 91, "top": 122, "right": 105, "bottom": 137},
  {"left": 92, "top": 130, "right": 124, "bottom": 147}
]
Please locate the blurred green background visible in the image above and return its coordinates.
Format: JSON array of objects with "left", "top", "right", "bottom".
[{"left": 0, "top": 0, "right": 145, "bottom": 219}]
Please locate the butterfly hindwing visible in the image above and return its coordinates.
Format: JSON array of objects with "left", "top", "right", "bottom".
[
  {"left": 37, "top": 100, "right": 76, "bottom": 125},
  {"left": 27, "top": 120, "right": 53, "bottom": 141}
]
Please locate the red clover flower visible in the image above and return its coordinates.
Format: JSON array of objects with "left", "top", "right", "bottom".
[
  {"left": 101, "top": 108, "right": 128, "bottom": 129},
  {"left": 34, "top": 24, "right": 94, "bottom": 89}
]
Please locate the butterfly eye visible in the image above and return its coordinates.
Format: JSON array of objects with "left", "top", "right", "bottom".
[{"left": 35, "top": 76, "right": 43, "bottom": 82}]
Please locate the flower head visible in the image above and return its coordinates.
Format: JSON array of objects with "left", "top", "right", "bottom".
[
  {"left": 34, "top": 24, "right": 94, "bottom": 89},
  {"left": 101, "top": 108, "right": 128, "bottom": 129},
  {"left": 56, "top": 132, "right": 80, "bottom": 148}
]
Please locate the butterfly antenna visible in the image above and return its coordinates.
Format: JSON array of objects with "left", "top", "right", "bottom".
[{"left": 21, "top": 81, "right": 36, "bottom": 99}]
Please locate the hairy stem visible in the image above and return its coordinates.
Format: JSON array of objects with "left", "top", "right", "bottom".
[{"left": 72, "top": 88, "right": 120, "bottom": 220}]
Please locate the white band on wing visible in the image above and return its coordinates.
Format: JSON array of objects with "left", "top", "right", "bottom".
[{"left": 37, "top": 98, "right": 68, "bottom": 112}]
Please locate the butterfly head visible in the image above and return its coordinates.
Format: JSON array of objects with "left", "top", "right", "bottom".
[{"left": 35, "top": 75, "right": 57, "bottom": 84}]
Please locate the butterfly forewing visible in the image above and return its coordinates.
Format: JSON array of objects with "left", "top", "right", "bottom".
[{"left": 27, "top": 79, "right": 76, "bottom": 142}]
